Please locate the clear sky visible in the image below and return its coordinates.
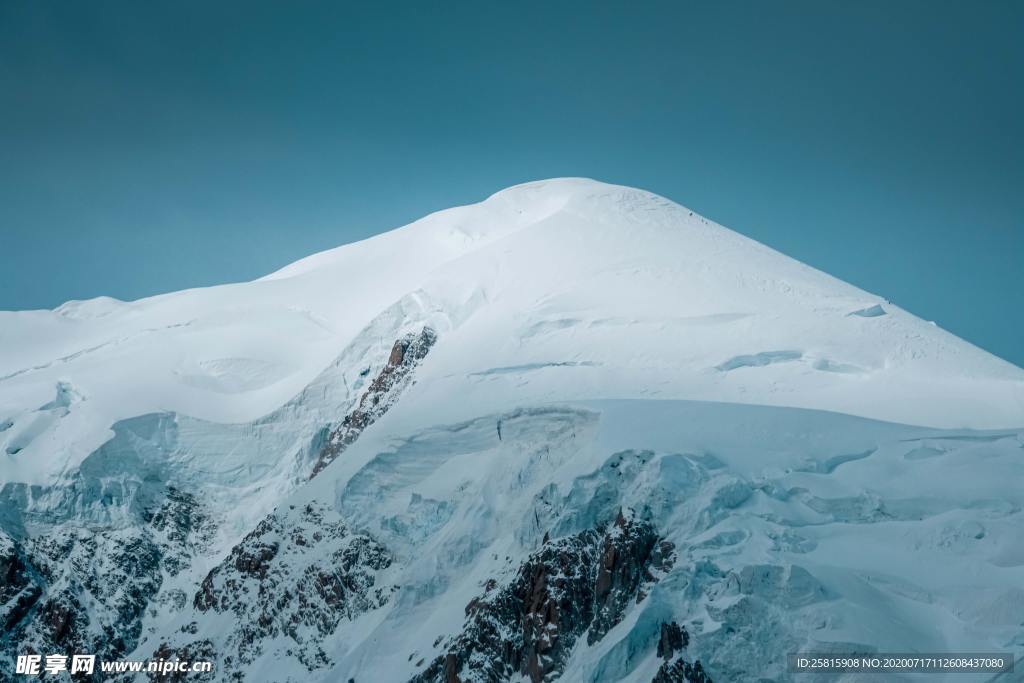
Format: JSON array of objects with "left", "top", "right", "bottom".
[{"left": 1, "top": 1, "right": 1021, "bottom": 367}]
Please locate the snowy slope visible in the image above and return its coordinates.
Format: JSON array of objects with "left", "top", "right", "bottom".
[
  {"left": 2, "top": 178, "right": 1023, "bottom": 683},
  {"left": 284, "top": 399, "right": 1024, "bottom": 682},
  {"left": 2, "top": 178, "right": 1021, "bottom": 487}
]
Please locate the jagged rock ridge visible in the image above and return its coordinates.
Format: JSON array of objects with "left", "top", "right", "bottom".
[
  {"left": 157, "top": 502, "right": 393, "bottom": 678},
  {"left": 651, "top": 657, "right": 713, "bottom": 683},
  {"left": 311, "top": 327, "right": 437, "bottom": 478},
  {"left": 0, "top": 488, "right": 214, "bottom": 679},
  {"left": 651, "top": 622, "right": 712, "bottom": 683},
  {"left": 412, "top": 512, "right": 676, "bottom": 683}
]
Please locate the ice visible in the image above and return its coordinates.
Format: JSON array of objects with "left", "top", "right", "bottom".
[
  {"left": 716, "top": 350, "right": 803, "bottom": 371},
  {"left": 849, "top": 304, "right": 887, "bottom": 317},
  {"left": 283, "top": 399, "right": 1023, "bottom": 682},
  {"left": 2, "top": 179, "right": 1021, "bottom": 489},
  {"left": 2, "top": 178, "right": 1023, "bottom": 682}
]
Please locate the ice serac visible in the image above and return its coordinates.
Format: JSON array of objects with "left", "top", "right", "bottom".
[{"left": 1, "top": 179, "right": 1023, "bottom": 682}]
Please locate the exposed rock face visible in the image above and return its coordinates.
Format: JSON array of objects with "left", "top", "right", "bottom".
[
  {"left": 311, "top": 327, "right": 437, "bottom": 478},
  {"left": 0, "top": 488, "right": 214, "bottom": 679},
  {"left": 651, "top": 622, "right": 712, "bottom": 683},
  {"left": 0, "top": 531, "right": 43, "bottom": 642},
  {"left": 656, "top": 621, "right": 689, "bottom": 659},
  {"left": 412, "top": 513, "right": 675, "bottom": 683},
  {"left": 147, "top": 639, "right": 218, "bottom": 683},
  {"left": 144, "top": 487, "right": 218, "bottom": 577},
  {"left": 2, "top": 328, "right": 435, "bottom": 680},
  {"left": 651, "top": 657, "right": 713, "bottom": 683},
  {"left": 168, "top": 502, "right": 394, "bottom": 676}
]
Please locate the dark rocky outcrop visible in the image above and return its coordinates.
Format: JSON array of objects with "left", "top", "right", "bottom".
[
  {"left": 311, "top": 327, "right": 437, "bottom": 478},
  {"left": 0, "top": 488, "right": 214, "bottom": 680},
  {"left": 412, "top": 512, "right": 675, "bottom": 683},
  {"left": 0, "top": 532, "right": 43, "bottom": 636},
  {"left": 1, "top": 527, "right": 160, "bottom": 677},
  {"left": 651, "top": 657, "right": 713, "bottom": 683},
  {"left": 143, "top": 487, "right": 217, "bottom": 576},
  {"left": 657, "top": 621, "right": 689, "bottom": 659},
  {"left": 651, "top": 621, "right": 711, "bottom": 683},
  {"left": 181, "top": 502, "right": 394, "bottom": 675},
  {"left": 145, "top": 639, "right": 218, "bottom": 683}
]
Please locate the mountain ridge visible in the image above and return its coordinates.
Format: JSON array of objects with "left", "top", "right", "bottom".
[
  {"left": 2, "top": 179, "right": 1022, "bottom": 681},
  {"left": 2, "top": 178, "right": 1021, "bottom": 488}
]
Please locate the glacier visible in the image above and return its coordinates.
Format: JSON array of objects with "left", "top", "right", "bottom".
[{"left": 1, "top": 178, "right": 1022, "bottom": 682}]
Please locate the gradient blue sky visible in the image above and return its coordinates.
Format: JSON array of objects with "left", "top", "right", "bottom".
[{"left": 1, "top": 1, "right": 1021, "bottom": 366}]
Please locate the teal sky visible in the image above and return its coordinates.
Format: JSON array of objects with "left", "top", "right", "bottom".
[{"left": 1, "top": 1, "right": 1021, "bottom": 367}]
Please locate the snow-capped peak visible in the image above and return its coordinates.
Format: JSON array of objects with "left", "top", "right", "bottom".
[
  {"left": 1, "top": 179, "right": 1022, "bottom": 486},
  {"left": 3, "top": 179, "right": 1023, "bottom": 683}
]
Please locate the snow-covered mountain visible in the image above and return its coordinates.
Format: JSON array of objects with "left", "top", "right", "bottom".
[{"left": 2, "top": 178, "right": 1022, "bottom": 682}]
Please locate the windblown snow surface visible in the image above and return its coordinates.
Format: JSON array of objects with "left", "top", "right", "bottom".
[{"left": 1, "top": 178, "right": 1023, "bottom": 682}]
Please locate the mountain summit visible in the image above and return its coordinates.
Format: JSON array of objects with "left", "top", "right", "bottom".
[
  {"left": 2, "top": 179, "right": 1021, "bottom": 484},
  {"left": 2, "top": 179, "right": 1022, "bottom": 682}
]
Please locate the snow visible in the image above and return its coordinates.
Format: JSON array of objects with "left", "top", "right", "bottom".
[
  {"left": 265, "top": 398, "right": 1022, "bottom": 682},
  {"left": 4, "top": 178, "right": 1021, "bottom": 487},
  {"left": 2, "top": 178, "right": 1023, "bottom": 681}
]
